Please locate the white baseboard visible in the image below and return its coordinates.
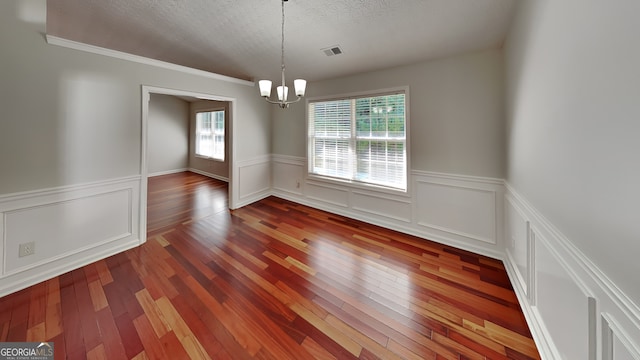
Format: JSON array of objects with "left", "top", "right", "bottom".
[
  {"left": 188, "top": 167, "right": 229, "bottom": 182},
  {"left": 148, "top": 168, "right": 188, "bottom": 177},
  {"left": 0, "top": 176, "right": 142, "bottom": 297}
]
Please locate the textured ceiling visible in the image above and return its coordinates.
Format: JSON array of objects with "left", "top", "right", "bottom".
[{"left": 46, "top": 0, "right": 515, "bottom": 82}]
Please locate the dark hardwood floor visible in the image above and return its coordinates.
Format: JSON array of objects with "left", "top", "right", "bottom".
[{"left": 0, "top": 171, "right": 540, "bottom": 359}]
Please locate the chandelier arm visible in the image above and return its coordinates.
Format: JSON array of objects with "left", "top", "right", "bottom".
[
  {"left": 262, "top": 95, "right": 302, "bottom": 105},
  {"left": 284, "top": 96, "right": 303, "bottom": 105}
]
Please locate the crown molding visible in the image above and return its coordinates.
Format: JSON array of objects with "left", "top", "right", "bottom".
[{"left": 45, "top": 35, "right": 255, "bottom": 87}]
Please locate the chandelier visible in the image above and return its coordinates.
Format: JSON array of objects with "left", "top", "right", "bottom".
[{"left": 258, "top": 0, "right": 306, "bottom": 109}]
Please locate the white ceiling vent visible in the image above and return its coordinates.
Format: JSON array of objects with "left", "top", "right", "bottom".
[{"left": 322, "top": 46, "right": 343, "bottom": 57}]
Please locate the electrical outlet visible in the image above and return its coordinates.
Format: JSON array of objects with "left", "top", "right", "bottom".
[
  {"left": 19, "top": 242, "right": 35, "bottom": 257},
  {"left": 296, "top": 179, "right": 300, "bottom": 188}
]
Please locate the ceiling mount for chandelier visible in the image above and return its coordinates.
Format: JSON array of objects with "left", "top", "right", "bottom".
[{"left": 258, "top": 0, "right": 306, "bottom": 109}]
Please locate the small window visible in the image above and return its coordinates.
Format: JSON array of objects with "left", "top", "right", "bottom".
[
  {"left": 308, "top": 90, "right": 407, "bottom": 191},
  {"left": 196, "top": 110, "right": 225, "bottom": 161}
]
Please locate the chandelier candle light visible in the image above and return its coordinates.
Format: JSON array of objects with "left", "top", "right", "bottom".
[{"left": 258, "top": 0, "right": 306, "bottom": 108}]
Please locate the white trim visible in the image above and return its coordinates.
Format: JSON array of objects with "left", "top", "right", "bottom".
[
  {"left": 46, "top": 35, "right": 255, "bottom": 87},
  {"left": 503, "top": 252, "right": 558, "bottom": 360},
  {"left": 236, "top": 154, "right": 272, "bottom": 168},
  {"left": 148, "top": 168, "right": 189, "bottom": 177},
  {"left": 602, "top": 313, "right": 640, "bottom": 360},
  {"left": 141, "top": 85, "right": 238, "bottom": 216},
  {"left": 305, "top": 86, "right": 409, "bottom": 103},
  {"left": 527, "top": 222, "right": 535, "bottom": 305},
  {"left": 504, "top": 192, "right": 531, "bottom": 297},
  {"left": 188, "top": 168, "right": 229, "bottom": 183},
  {"left": 306, "top": 86, "right": 411, "bottom": 195},
  {"left": 0, "top": 175, "right": 141, "bottom": 205},
  {"left": 504, "top": 183, "right": 640, "bottom": 325},
  {"left": 271, "top": 154, "right": 305, "bottom": 166},
  {"left": 411, "top": 169, "right": 504, "bottom": 185},
  {"left": 588, "top": 296, "right": 597, "bottom": 360}
]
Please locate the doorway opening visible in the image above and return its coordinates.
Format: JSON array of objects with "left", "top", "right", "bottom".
[{"left": 140, "top": 85, "right": 237, "bottom": 243}]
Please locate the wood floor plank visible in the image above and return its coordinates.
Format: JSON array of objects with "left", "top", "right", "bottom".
[
  {"left": 114, "top": 312, "right": 144, "bottom": 359},
  {"left": 134, "top": 289, "right": 171, "bottom": 339},
  {"left": 94, "top": 307, "right": 128, "bottom": 360},
  {"left": 86, "top": 344, "right": 108, "bottom": 360},
  {"left": 0, "top": 172, "right": 540, "bottom": 359},
  {"left": 132, "top": 315, "right": 169, "bottom": 360},
  {"left": 154, "top": 296, "right": 211, "bottom": 360}
]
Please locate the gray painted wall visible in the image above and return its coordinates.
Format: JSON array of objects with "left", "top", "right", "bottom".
[
  {"left": 0, "top": 0, "right": 269, "bottom": 195},
  {"left": 148, "top": 94, "right": 190, "bottom": 175},
  {"left": 505, "top": 0, "right": 640, "bottom": 301},
  {"left": 272, "top": 49, "right": 505, "bottom": 179}
]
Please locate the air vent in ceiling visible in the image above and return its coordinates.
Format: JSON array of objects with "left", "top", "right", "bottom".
[{"left": 322, "top": 46, "right": 343, "bottom": 57}]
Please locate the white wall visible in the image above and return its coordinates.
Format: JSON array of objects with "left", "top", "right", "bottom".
[
  {"left": 0, "top": 0, "right": 271, "bottom": 296},
  {"left": 504, "top": 0, "right": 640, "bottom": 358},
  {"left": 148, "top": 94, "right": 189, "bottom": 175}
]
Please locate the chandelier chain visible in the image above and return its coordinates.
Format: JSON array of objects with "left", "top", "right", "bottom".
[{"left": 281, "top": 0, "right": 286, "bottom": 87}]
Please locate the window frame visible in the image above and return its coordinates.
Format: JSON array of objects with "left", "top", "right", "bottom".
[
  {"left": 195, "top": 109, "right": 226, "bottom": 161},
  {"left": 306, "top": 86, "right": 410, "bottom": 194}
]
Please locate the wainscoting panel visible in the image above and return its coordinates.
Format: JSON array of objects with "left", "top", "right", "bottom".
[
  {"left": 4, "top": 189, "right": 131, "bottom": 274},
  {"left": 351, "top": 191, "right": 412, "bottom": 223},
  {"left": 0, "top": 176, "right": 142, "bottom": 297},
  {"left": 602, "top": 314, "right": 640, "bottom": 360},
  {"left": 613, "top": 337, "right": 639, "bottom": 360},
  {"left": 505, "top": 194, "right": 531, "bottom": 297},
  {"left": 271, "top": 155, "right": 504, "bottom": 259},
  {"left": 534, "top": 232, "right": 595, "bottom": 360},
  {"left": 236, "top": 156, "right": 271, "bottom": 207},
  {"left": 503, "top": 183, "right": 640, "bottom": 360},
  {"left": 415, "top": 178, "right": 497, "bottom": 245},
  {"left": 305, "top": 181, "right": 350, "bottom": 208},
  {"left": 271, "top": 155, "right": 304, "bottom": 196}
]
